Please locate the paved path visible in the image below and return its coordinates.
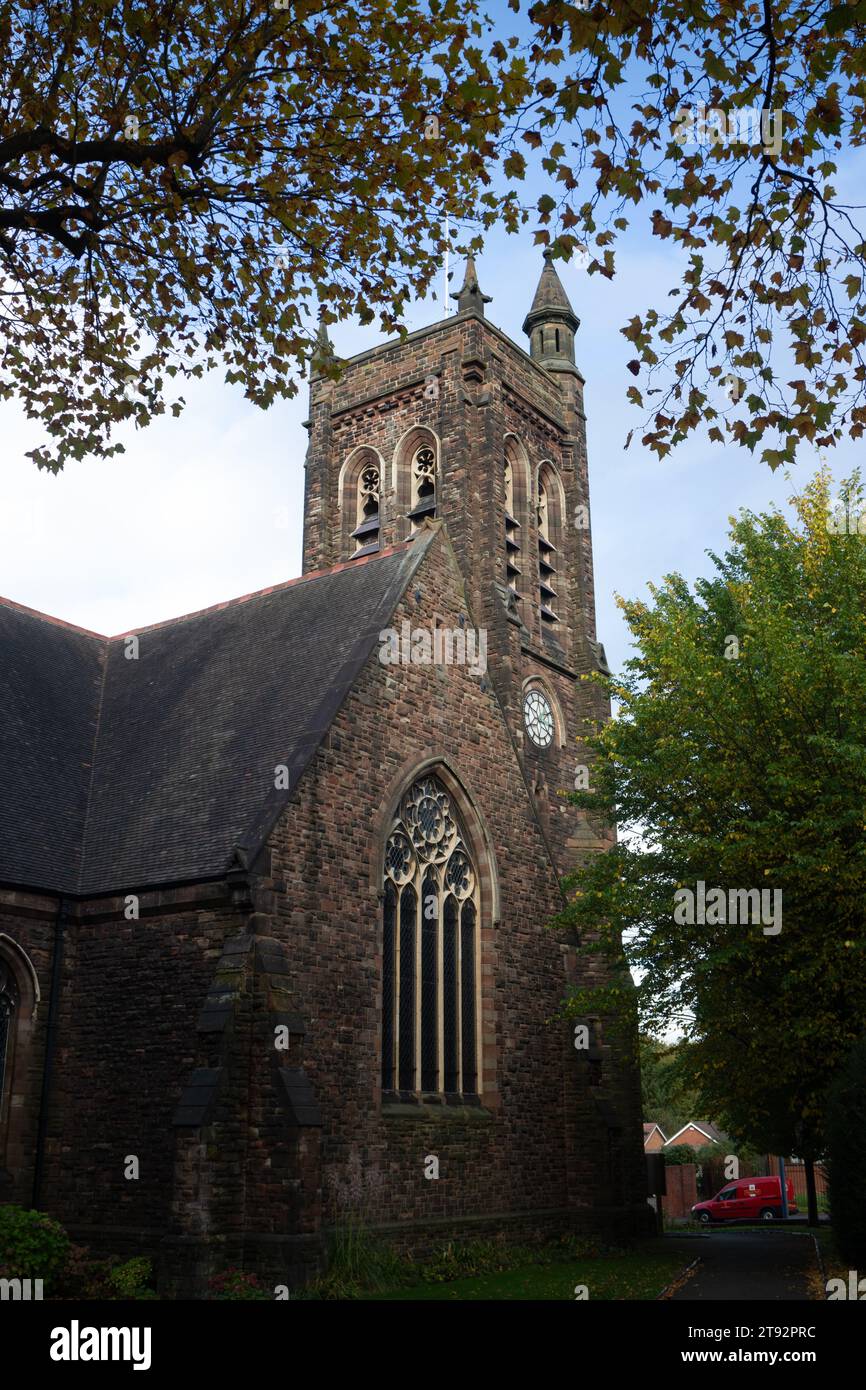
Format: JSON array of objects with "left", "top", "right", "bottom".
[{"left": 663, "top": 1231, "right": 816, "bottom": 1301}]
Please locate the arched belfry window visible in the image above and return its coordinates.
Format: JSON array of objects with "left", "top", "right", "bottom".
[
  {"left": 381, "top": 774, "right": 479, "bottom": 1098},
  {"left": 537, "top": 462, "right": 564, "bottom": 626},
  {"left": 503, "top": 436, "right": 530, "bottom": 603},
  {"left": 340, "top": 446, "right": 384, "bottom": 559},
  {"left": 0, "top": 959, "right": 19, "bottom": 1127},
  {"left": 352, "top": 463, "right": 380, "bottom": 556},
  {"left": 504, "top": 458, "right": 521, "bottom": 592},
  {"left": 408, "top": 445, "right": 437, "bottom": 528}
]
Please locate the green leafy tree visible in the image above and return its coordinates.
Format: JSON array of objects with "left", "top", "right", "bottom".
[
  {"left": 0, "top": 0, "right": 527, "bottom": 470},
  {"left": 556, "top": 469, "right": 866, "bottom": 1224},
  {"left": 639, "top": 1033, "right": 701, "bottom": 1138},
  {"left": 6, "top": 3, "right": 866, "bottom": 475},
  {"left": 826, "top": 1034, "right": 866, "bottom": 1263},
  {"left": 507, "top": 0, "right": 866, "bottom": 466}
]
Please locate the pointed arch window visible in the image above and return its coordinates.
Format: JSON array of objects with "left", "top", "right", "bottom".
[
  {"left": 504, "top": 457, "right": 521, "bottom": 593},
  {"left": 351, "top": 463, "right": 380, "bottom": 556},
  {"left": 0, "top": 960, "right": 19, "bottom": 1125},
  {"left": 381, "top": 775, "right": 480, "bottom": 1098},
  {"left": 537, "top": 466, "right": 561, "bottom": 625},
  {"left": 408, "top": 445, "right": 437, "bottom": 528}
]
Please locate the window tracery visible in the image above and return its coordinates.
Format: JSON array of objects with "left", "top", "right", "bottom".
[{"left": 381, "top": 774, "right": 479, "bottom": 1097}]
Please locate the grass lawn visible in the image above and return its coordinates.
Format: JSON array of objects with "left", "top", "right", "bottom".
[{"left": 362, "top": 1244, "right": 692, "bottom": 1301}]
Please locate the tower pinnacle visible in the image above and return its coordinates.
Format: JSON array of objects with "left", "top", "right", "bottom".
[
  {"left": 523, "top": 250, "right": 580, "bottom": 370},
  {"left": 311, "top": 314, "right": 334, "bottom": 379},
  {"left": 450, "top": 255, "right": 492, "bottom": 317}
]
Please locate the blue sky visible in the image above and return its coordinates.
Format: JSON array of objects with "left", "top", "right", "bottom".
[{"left": 0, "top": 96, "right": 859, "bottom": 678}]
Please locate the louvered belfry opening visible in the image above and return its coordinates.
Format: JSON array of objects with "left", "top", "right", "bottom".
[
  {"left": 537, "top": 473, "right": 559, "bottom": 625},
  {"left": 407, "top": 445, "right": 436, "bottom": 529},
  {"left": 504, "top": 457, "right": 521, "bottom": 595},
  {"left": 351, "top": 462, "right": 381, "bottom": 556},
  {"left": 381, "top": 774, "right": 480, "bottom": 1098}
]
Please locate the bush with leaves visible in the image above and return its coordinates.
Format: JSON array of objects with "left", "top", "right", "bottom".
[
  {"left": 108, "top": 1256, "right": 157, "bottom": 1300},
  {"left": 207, "top": 1268, "right": 273, "bottom": 1301},
  {"left": 0, "top": 1205, "right": 70, "bottom": 1288},
  {"left": 664, "top": 1145, "right": 698, "bottom": 1167}
]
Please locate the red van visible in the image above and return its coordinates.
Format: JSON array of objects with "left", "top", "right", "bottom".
[{"left": 691, "top": 1176, "right": 797, "bottom": 1224}]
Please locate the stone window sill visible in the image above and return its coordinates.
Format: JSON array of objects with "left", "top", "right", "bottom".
[{"left": 381, "top": 1092, "right": 493, "bottom": 1122}]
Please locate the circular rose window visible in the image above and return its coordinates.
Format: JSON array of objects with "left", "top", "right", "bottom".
[{"left": 523, "top": 689, "right": 555, "bottom": 748}]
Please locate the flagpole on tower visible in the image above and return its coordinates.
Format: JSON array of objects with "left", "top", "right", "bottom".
[{"left": 443, "top": 212, "right": 450, "bottom": 315}]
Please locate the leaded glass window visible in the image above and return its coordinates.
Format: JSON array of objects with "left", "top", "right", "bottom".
[
  {"left": 381, "top": 774, "right": 480, "bottom": 1097},
  {"left": 0, "top": 961, "right": 18, "bottom": 1120}
]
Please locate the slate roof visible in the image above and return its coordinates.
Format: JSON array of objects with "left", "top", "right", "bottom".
[
  {"left": 0, "top": 539, "right": 429, "bottom": 896},
  {"left": 664, "top": 1120, "right": 731, "bottom": 1148},
  {"left": 522, "top": 250, "right": 580, "bottom": 333}
]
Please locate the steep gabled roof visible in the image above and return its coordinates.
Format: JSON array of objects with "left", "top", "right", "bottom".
[
  {"left": 663, "top": 1120, "right": 729, "bottom": 1148},
  {"left": 643, "top": 1122, "right": 667, "bottom": 1141},
  {"left": 0, "top": 601, "right": 105, "bottom": 894},
  {"left": 522, "top": 249, "right": 580, "bottom": 335},
  {"left": 0, "top": 538, "right": 430, "bottom": 896}
]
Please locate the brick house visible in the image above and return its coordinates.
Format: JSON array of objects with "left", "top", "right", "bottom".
[
  {"left": 664, "top": 1121, "right": 729, "bottom": 1151},
  {"left": 643, "top": 1123, "right": 667, "bottom": 1152},
  {"left": 0, "top": 255, "right": 650, "bottom": 1295}
]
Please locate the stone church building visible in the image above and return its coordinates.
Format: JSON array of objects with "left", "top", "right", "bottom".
[{"left": 0, "top": 255, "right": 648, "bottom": 1294}]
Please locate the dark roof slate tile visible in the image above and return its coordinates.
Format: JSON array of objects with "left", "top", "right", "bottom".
[{"left": 0, "top": 539, "right": 428, "bottom": 896}]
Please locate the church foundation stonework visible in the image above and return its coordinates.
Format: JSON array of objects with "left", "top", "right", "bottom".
[{"left": 0, "top": 256, "right": 651, "bottom": 1297}]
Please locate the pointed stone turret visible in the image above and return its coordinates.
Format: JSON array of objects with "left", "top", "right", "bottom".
[
  {"left": 450, "top": 255, "right": 492, "bottom": 317},
  {"left": 523, "top": 249, "right": 580, "bottom": 373},
  {"left": 311, "top": 314, "right": 334, "bottom": 379}
]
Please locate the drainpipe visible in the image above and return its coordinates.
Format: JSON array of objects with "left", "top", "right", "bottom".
[{"left": 32, "top": 895, "right": 68, "bottom": 1209}]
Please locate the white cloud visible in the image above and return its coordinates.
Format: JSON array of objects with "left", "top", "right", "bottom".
[{"left": 0, "top": 226, "right": 855, "bottom": 675}]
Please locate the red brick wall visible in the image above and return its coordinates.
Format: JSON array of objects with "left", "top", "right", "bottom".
[{"left": 664, "top": 1164, "right": 698, "bottom": 1220}]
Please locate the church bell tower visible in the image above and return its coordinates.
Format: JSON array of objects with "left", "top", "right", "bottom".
[{"left": 302, "top": 250, "right": 613, "bottom": 874}]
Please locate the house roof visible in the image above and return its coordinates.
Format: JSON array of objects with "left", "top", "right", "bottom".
[
  {"left": 643, "top": 1122, "right": 667, "bottom": 1139},
  {"left": 0, "top": 537, "right": 430, "bottom": 897},
  {"left": 664, "top": 1120, "right": 729, "bottom": 1148}
]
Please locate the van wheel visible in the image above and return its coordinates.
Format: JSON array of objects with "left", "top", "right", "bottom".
[
  {"left": 760, "top": 1207, "right": 776, "bottom": 1221},
  {"left": 698, "top": 1211, "right": 712, "bottom": 1225}
]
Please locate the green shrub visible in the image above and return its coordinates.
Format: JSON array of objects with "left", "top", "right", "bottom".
[
  {"left": 53, "top": 1246, "right": 158, "bottom": 1301},
  {"left": 54, "top": 1243, "right": 116, "bottom": 1300},
  {"left": 664, "top": 1144, "right": 698, "bottom": 1165},
  {"left": 207, "top": 1268, "right": 273, "bottom": 1301},
  {"left": 299, "top": 1225, "right": 631, "bottom": 1299},
  {"left": 108, "top": 1257, "right": 157, "bottom": 1300},
  {"left": 306, "top": 1220, "right": 409, "bottom": 1299},
  {"left": 827, "top": 1035, "right": 866, "bottom": 1266},
  {"left": 0, "top": 1206, "right": 70, "bottom": 1287}
]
